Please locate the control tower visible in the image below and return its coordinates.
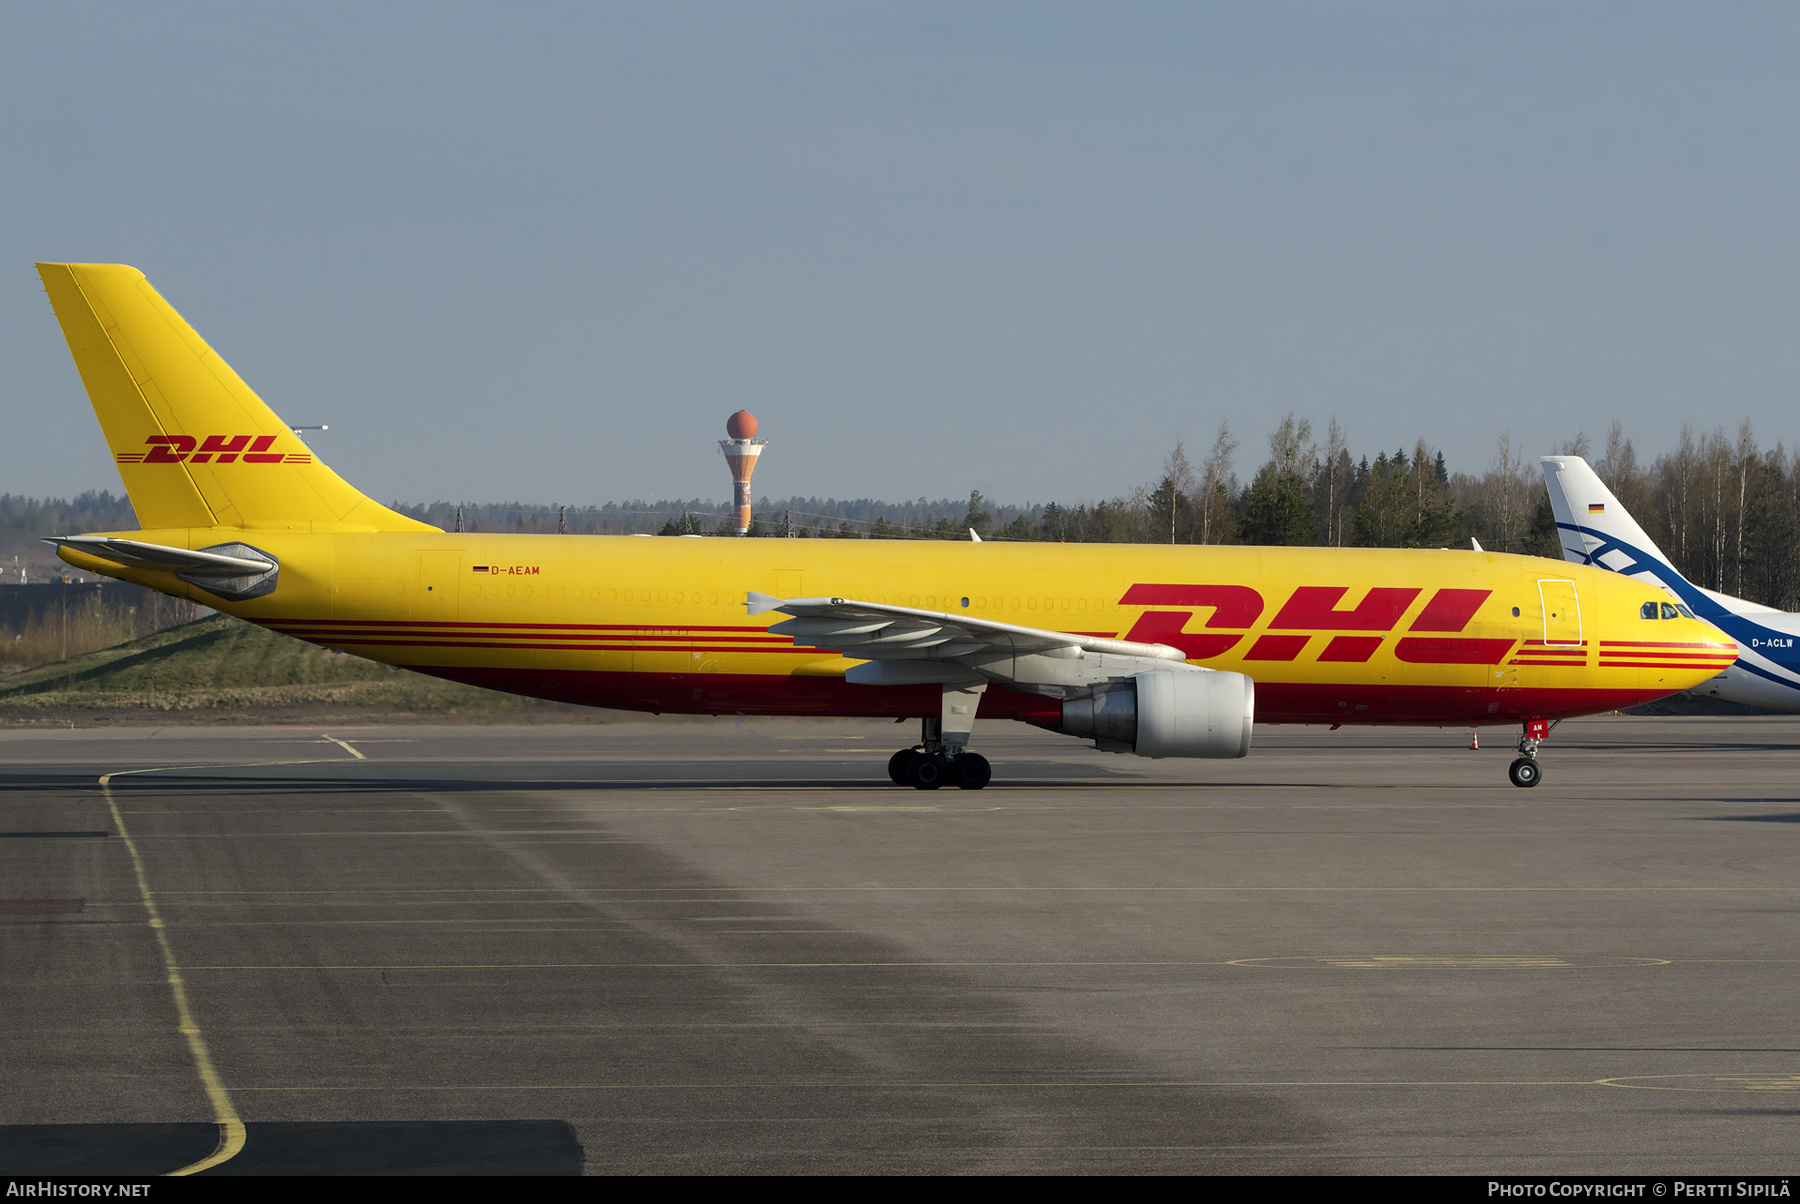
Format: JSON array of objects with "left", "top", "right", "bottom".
[{"left": 719, "top": 410, "right": 766, "bottom": 536}]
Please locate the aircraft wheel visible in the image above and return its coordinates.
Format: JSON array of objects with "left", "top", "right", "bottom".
[
  {"left": 950, "top": 753, "right": 992, "bottom": 790},
  {"left": 905, "top": 752, "right": 945, "bottom": 790},
  {"left": 888, "top": 748, "right": 918, "bottom": 785},
  {"left": 1508, "top": 757, "right": 1542, "bottom": 788}
]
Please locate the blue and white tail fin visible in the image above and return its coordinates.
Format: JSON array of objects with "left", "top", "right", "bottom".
[
  {"left": 1543, "top": 456, "right": 1800, "bottom": 708},
  {"left": 1540, "top": 455, "right": 1681, "bottom": 585},
  {"left": 1540, "top": 456, "right": 1776, "bottom": 619}
]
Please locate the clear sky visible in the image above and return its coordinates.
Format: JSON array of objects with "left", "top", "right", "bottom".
[{"left": 4, "top": 3, "right": 1798, "bottom": 509}]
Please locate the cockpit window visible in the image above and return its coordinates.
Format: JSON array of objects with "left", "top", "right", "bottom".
[
  {"left": 1676, "top": 604, "right": 1695, "bottom": 618},
  {"left": 1641, "top": 602, "right": 1659, "bottom": 619},
  {"left": 1661, "top": 603, "right": 1680, "bottom": 620}
]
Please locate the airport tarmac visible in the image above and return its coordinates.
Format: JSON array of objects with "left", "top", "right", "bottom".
[{"left": 2, "top": 714, "right": 1797, "bottom": 1175}]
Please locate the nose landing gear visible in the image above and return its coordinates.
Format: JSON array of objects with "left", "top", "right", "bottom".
[{"left": 1507, "top": 718, "right": 1555, "bottom": 788}]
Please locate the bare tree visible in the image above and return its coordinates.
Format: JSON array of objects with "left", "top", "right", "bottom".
[
  {"left": 1658, "top": 425, "right": 1698, "bottom": 568},
  {"left": 1195, "top": 421, "right": 1239, "bottom": 545},
  {"left": 1734, "top": 419, "right": 1757, "bottom": 596},
  {"left": 1267, "top": 413, "right": 1315, "bottom": 482},
  {"left": 1321, "top": 417, "right": 1349, "bottom": 546},
  {"left": 1599, "top": 420, "right": 1632, "bottom": 493},
  {"left": 1153, "top": 440, "right": 1195, "bottom": 544},
  {"left": 1483, "top": 431, "right": 1529, "bottom": 553},
  {"left": 1703, "top": 427, "right": 1733, "bottom": 591},
  {"left": 1240, "top": 413, "right": 1317, "bottom": 546}
]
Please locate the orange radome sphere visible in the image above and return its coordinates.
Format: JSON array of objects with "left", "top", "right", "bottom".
[{"left": 726, "top": 410, "right": 758, "bottom": 440}]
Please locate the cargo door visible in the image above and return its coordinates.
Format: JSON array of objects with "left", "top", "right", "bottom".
[{"left": 1539, "top": 579, "right": 1581, "bottom": 648}]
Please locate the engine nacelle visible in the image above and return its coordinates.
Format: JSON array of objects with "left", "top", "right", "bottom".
[{"left": 1059, "top": 670, "right": 1254, "bottom": 759}]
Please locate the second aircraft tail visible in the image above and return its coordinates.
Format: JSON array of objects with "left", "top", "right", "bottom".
[
  {"left": 1540, "top": 456, "right": 1672, "bottom": 574},
  {"left": 1539, "top": 455, "right": 1762, "bottom": 620}
]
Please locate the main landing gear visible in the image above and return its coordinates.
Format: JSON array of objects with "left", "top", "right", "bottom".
[
  {"left": 1507, "top": 718, "right": 1556, "bottom": 788},
  {"left": 888, "top": 743, "right": 992, "bottom": 790},
  {"left": 889, "top": 683, "right": 992, "bottom": 790}
]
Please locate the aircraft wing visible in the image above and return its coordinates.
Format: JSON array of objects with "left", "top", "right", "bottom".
[
  {"left": 45, "top": 536, "right": 273, "bottom": 577},
  {"left": 747, "top": 591, "right": 1194, "bottom": 695}
]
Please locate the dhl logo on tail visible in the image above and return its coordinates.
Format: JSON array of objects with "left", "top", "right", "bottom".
[{"left": 115, "top": 435, "right": 312, "bottom": 465}]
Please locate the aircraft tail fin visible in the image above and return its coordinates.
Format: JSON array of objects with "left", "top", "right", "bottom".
[
  {"left": 1539, "top": 456, "right": 1671, "bottom": 572},
  {"left": 36, "top": 263, "right": 435, "bottom": 534}
]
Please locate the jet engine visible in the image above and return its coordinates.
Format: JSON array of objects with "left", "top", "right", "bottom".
[{"left": 1059, "top": 670, "right": 1254, "bottom": 759}]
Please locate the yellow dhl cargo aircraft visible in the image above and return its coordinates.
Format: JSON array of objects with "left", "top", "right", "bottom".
[{"left": 35, "top": 263, "right": 1736, "bottom": 790}]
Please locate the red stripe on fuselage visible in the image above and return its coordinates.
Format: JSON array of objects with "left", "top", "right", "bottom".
[
  {"left": 1393, "top": 637, "right": 1515, "bottom": 664},
  {"left": 1599, "top": 665, "right": 1735, "bottom": 671},
  {"left": 271, "top": 628, "right": 791, "bottom": 646},
  {"left": 395, "top": 664, "right": 1690, "bottom": 728},
  {"left": 263, "top": 618, "right": 774, "bottom": 632},
  {"left": 1597, "top": 650, "right": 1738, "bottom": 660},
  {"left": 1599, "top": 640, "right": 1733, "bottom": 648},
  {"left": 297, "top": 637, "right": 821, "bottom": 654}
]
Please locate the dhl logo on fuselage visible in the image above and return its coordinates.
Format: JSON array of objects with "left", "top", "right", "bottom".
[
  {"left": 256, "top": 579, "right": 1736, "bottom": 680},
  {"left": 1119, "top": 583, "right": 1510, "bottom": 665},
  {"left": 114, "top": 435, "right": 312, "bottom": 465}
]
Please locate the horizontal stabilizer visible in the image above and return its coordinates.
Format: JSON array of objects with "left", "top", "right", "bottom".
[
  {"left": 47, "top": 535, "right": 282, "bottom": 602},
  {"left": 46, "top": 535, "right": 272, "bottom": 576}
]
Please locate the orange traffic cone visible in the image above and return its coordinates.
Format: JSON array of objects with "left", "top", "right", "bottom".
[{"left": 1469, "top": 730, "right": 1480, "bottom": 750}]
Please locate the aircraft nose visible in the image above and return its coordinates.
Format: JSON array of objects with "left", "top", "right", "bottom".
[
  {"left": 1673, "top": 623, "right": 1738, "bottom": 685},
  {"left": 1602, "top": 613, "right": 1737, "bottom": 690}
]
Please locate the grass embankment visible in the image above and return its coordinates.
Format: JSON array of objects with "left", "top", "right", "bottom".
[{"left": 0, "top": 614, "right": 612, "bottom": 725}]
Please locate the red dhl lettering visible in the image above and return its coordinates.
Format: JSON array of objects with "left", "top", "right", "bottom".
[
  {"left": 119, "top": 435, "right": 302, "bottom": 465},
  {"left": 1270, "top": 586, "right": 1421, "bottom": 630},
  {"left": 1121, "top": 611, "right": 1244, "bottom": 659},
  {"left": 1317, "top": 635, "right": 1383, "bottom": 663},
  {"left": 1409, "top": 589, "right": 1491, "bottom": 632},
  {"left": 1118, "top": 583, "right": 1263, "bottom": 625},
  {"left": 1117, "top": 584, "right": 1501, "bottom": 662},
  {"left": 1244, "top": 634, "right": 1310, "bottom": 661},
  {"left": 1119, "top": 583, "right": 1263, "bottom": 659}
]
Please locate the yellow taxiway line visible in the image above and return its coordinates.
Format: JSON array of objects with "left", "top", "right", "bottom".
[
  {"left": 100, "top": 767, "right": 246, "bottom": 1176},
  {"left": 96, "top": 756, "right": 342, "bottom": 1175}
]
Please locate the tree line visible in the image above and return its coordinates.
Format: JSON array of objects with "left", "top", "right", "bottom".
[
  {"left": 391, "top": 495, "right": 1040, "bottom": 540},
  {"left": 7, "top": 415, "right": 1800, "bottom": 612},
  {"left": 954, "top": 415, "right": 1800, "bottom": 613}
]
